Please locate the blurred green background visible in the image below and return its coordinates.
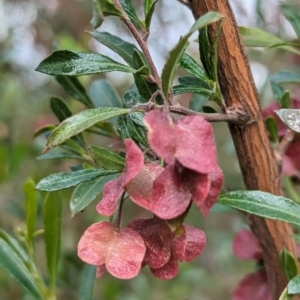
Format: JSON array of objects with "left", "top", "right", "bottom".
[{"left": 1, "top": 0, "right": 299, "bottom": 299}]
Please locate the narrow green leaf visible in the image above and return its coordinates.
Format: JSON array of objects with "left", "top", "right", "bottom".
[
  {"left": 130, "top": 112, "right": 146, "bottom": 128},
  {"left": 93, "top": 0, "right": 123, "bottom": 19},
  {"left": 91, "top": 0, "right": 102, "bottom": 29},
  {"left": 284, "top": 176, "right": 300, "bottom": 205},
  {"left": 89, "top": 145, "right": 125, "bottom": 170},
  {"left": 89, "top": 31, "right": 144, "bottom": 66},
  {"left": 144, "top": 0, "right": 153, "bottom": 16},
  {"left": 0, "top": 230, "right": 34, "bottom": 269},
  {"left": 45, "top": 107, "right": 129, "bottom": 149},
  {"left": 43, "top": 192, "right": 62, "bottom": 292},
  {"left": 119, "top": 0, "right": 143, "bottom": 31},
  {"left": 279, "top": 249, "right": 298, "bottom": 281},
  {"left": 34, "top": 125, "right": 55, "bottom": 138},
  {"left": 276, "top": 109, "right": 300, "bottom": 133},
  {"left": 217, "top": 191, "right": 300, "bottom": 227},
  {"left": 78, "top": 265, "right": 97, "bottom": 300},
  {"left": 281, "top": 91, "right": 291, "bottom": 109},
  {"left": 55, "top": 76, "right": 94, "bottom": 108},
  {"left": 178, "top": 76, "right": 211, "bottom": 89},
  {"left": 50, "top": 97, "right": 72, "bottom": 122},
  {"left": 288, "top": 275, "right": 300, "bottom": 295},
  {"left": 70, "top": 173, "right": 118, "bottom": 216},
  {"left": 281, "top": 4, "right": 300, "bottom": 39},
  {"left": 179, "top": 53, "right": 208, "bottom": 81},
  {"left": 36, "top": 168, "right": 119, "bottom": 191},
  {"left": 123, "top": 88, "right": 147, "bottom": 107},
  {"left": 145, "top": 0, "right": 157, "bottom": 31},
  {"left": 172, "top": 85, "right": 212, "bottom": 97},
  {"left": 161, "top": 12, "right": 223, "bottom": 97},
  {"left": 50, "top": 97, "right": 86, "bottom": 149},
  {"left": 189, "top": 94, "right": 209, "bottom": 112},
  {"left": 270, "top": 81, "right": 285, "bottom": 103},
  {"left": 239, "top": 26, "right": 300, "bottom": 55},
  {"left": 23, "top": 179, "right": 37, "bottom": 246},
  {"left": 36, "top": 50, "right": 136, "bottom": 76},
  {"left": 202, "top": 106, "right": 217, "bottom": 113},
  {"left": 265, "top": 116, "right": 279, "bottom": 143},
  {"left": 270, "top": 71, "right": 300, "bottom": 84},
  {"left": 132, "top": 50, "right": 157, "bottom": 101},
  {"left": 199, "top": 27, "right": 212, "bottom": 80},
  {"left": 117, "top": 114, "right": 149, "bottom": 147},
  {"left": 0, "top": 239, "right": 43, "bottom": 299},
  {"left": 89, "top": 79, "right": 123, "bottom": 108},
  {"left": 37, "top": 149, "right": 84, "bottom": 161}
]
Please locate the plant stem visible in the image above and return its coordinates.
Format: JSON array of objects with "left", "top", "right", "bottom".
[
  {"left": 112, "top": 0, "right": 162, "bottom": 90},
  {"left": 274, "top": 129, "right": 295, "bottom": 164}
]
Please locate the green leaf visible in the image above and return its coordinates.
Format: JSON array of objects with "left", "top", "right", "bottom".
[
  {"left": 179, "top": 53, "right": 208, "bottom": 81},
  {"left": 279, "top": 249, "right": 298, "bottom": 281},
  {"left": 34, "top": 125, "right": 55, "bottom": 138},
  {"left": 130, "top": 112, "right": 147, "bottom": 128},
  {"left": 202, "top": 105, "right": 217, "bottom": 113},
  {"left": 276, "top": 109, "right": 300, "bottom": 133},
  {"left": 37, "top": 149, "right": 84, "bottom": 161},
  {"left": 93, "top": 0, "right": 123, "bottom": 19},
  {"left": 281, "top": 4, "right": 300, "bottom": 39},
  {"left": 123, "top": 88, "right": 147, "bottom": 107},
  {"left": 50, "top": 97, "right": 72, "bottom": 122},
  {"left": 217, "top": 190, "right": 300, "bottom": 227},
  {"left": 36, "top": 168, "right": 119, "bottom": 191},
  {"left": 178, "top": 76, "right": 211, "bottom": 89},
  {"left": 119, "top": 0, "right": 144, "bottom": 31},
  {"left": 89, "top": 145, "right": 125, "bottom": 170},
  {"left": 70, "top": 173, "right": 118, "bottom": 216},
  {"left": 288, "top": 275, "right": 300, "bottom": 295},
  {"left": 91, "top": 1, "right": 102, "bottom": 29},
  {"left": 270, "top": 81, "right": 285, "bottom": 102},
  {"left": 189, "top": 94, "right": 209, "bottom": 112},
  {"left": 89, "top": 31, "right": 144, "bottom": 66},
  {"left": 270, "top": 71, "right": 300, "bottom": 84},
  {"left": 0, "top": 239, "right": 43, "bottom": 299},
  {"left": 132, "top": 50, "right": 157, "bottom": 101},
  {"left": 45, "top": 107, "right": 129, "bottom": 149},
  {"left": 36, "top": 50, "right": 137, "bottom": 76},
  {"left": 55, "top": 76, "right": 94, "bottom": 108},
  {"left": 23, "top": 179, "right": 37, "bottom": 246},
  {"left": 161, "top": 12, "right": 223, "bottom": 97},
  {"left": 50, "top": 97, "right": 86, "bottom": 149},
  {"left": 0, "top": 230, "right": 34, "bottom": 269},
  {"left": 117, "top": 114, "right": 149, "bottom": 147},
  {"left": 89, "top": 79, "right": 123, "bottom": 108},
  {"left": 145, "top": 0, "right": 157, "bottom": 31},
  {"left": 144, "top": 0, "right": 153, "bottom": 16},
  {"left": 281, "top": 91, "right": 291, "bottom": 109},
  {"left": 265, "top": 116, "right": 279, "bottom": 143},
  {"left": 43, "top": 192, "right": 62, "bottom": 293},
  {"left": 172, "top": 85, "right": 212, "bottom": 97},
  {"left": 239, "top": 26, "right": 300, "bottom": 55},
  {"left": 78, "top": 265, "right": 97, "bottom": 300}
]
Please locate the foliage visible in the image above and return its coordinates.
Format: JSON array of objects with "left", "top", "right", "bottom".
[{"left": 1, "top": 0, "right": 300, "bottom": 299}]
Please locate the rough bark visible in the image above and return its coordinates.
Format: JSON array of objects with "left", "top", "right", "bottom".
[{"left": 188, "top": 0, "right": 298, "bottom": 299}]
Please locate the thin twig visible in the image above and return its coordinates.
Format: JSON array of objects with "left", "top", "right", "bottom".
[
  {"left": 112, "top": 0, "right": 162, "bottom": 90},
  {"left": 274, "top": 129, "right": 295, "bottom": 165}
]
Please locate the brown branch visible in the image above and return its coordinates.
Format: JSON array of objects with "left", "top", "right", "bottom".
[{"left": 188, "top": 1, "right": 298, "bottom": 299}]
